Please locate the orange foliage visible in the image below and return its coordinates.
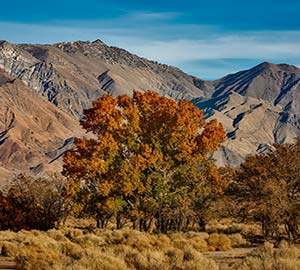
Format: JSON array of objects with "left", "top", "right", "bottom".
[{"left": 63, "top": 91, "right": 226, "bottom": 231}]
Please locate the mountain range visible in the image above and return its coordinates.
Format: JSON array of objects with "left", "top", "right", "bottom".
[{"left": 1, "top": 39, "right": 300, "bottom": 183}]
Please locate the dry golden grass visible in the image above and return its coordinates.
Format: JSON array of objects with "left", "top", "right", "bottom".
[
  {"left": 206, "top": 219, "right": 261, "bottom": 237},
  {"left": 239, "top": 241, "right": 300, "bottom": 270},
  {"left": 0, "top": 228, "right": 234, "bottom": 270},
  {"left": 207, "top": 233, "right": 232, "bottom": 251},
  {"left": 3, "top": 227, "right": 299, "bottom": 270},
  {"left": 228, "top": 233, "right": 248, "bottom": 247}
]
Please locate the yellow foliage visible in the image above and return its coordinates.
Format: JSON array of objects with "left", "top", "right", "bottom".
[{"left": 63, "top": 91, "right": 226, "bottom": 230}]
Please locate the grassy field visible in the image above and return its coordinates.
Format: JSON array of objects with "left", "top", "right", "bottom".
[
  {"left": 1, "top": 224, "right": 300, "bottom": 270},
  {"left": 0, "top": 228, "right": 222, "bottom": 270}
]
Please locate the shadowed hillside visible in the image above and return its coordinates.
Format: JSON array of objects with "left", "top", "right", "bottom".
[{"left": 1, "top": 40, "right": 300, "bottom": 177}]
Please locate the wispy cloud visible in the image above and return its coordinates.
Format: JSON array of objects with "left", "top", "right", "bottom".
[
  {"left": 122, "top": 33, "right": 300, "bottom": 63},
  {"left": 125, "top": 11, "right": 181, "bottom": 20},
  {"left": 1, "top": 13, "right": 300, "bottom": 79}
]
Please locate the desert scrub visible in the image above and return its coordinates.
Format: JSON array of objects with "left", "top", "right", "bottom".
[
  {"left": 169, "top": 231, "right": 233, "bottom": 252},
  {"left": 183, "top": 245, "right": 218, "bottom": 270},
  {"left": 228, "top": 233, "right": 247, "bottom": 247},
  {"left": 184, "top": 232, "right": 209, "bottom": 252},
  {"left": 240, "top": 241, "right": 300, "bottom": 270},
  {"left": 207, "top": 233, "right": 232, "bottom": 251},
  {"left": 0, "top": 229, "right": 221, "bottom": 270},
  {"left": 206, "top": 219, "right": 260, "bottom": 237}
]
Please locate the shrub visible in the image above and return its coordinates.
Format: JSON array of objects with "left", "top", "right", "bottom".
[
  {"left": 183, "top": 245, "right": 219, "bottom": 270},
  {"left": 228, "top": 233, "right": 247, "bottom": 247},
  {"left": 0, "top": 229, "right": 220, "bottom": 270},
  {"left": 207, "top": 233, "right": 232, "bottom": 251},
  {"left": 0, "top": 174, "right": 71, "bottom": 231},
  {"left": 240, "top": 242, "right": 300, "bottom": 270}
]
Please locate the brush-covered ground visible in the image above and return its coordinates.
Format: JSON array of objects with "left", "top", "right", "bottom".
[{"left": 0, "top": 219, "right": 299, "bottom": 270}]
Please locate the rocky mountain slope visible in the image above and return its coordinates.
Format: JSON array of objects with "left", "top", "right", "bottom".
[
  {"left": 1, "top": 39, "right": 300, "bottom": 180},
  {"left": 0, "top": 40, "right": 211, "bottom": 118},
  {"left": 0, "top": 69, "right": 82, "bottom": 185},
  {"left": 195, "top": 62, "right": 300, "bottom": 165},
  {"left": 0, "top": 39, "right": 213, "bottom": 182}
]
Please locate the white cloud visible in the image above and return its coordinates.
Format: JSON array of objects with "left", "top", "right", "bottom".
[
  {"left": 1, "top": 19, "right": 300, "bottom": 78},
  {"left": 112, "top": 34, "right": 300, "bottom": 65}
]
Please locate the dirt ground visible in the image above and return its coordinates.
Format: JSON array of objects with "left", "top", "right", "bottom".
[
  {"left": 0, "top": 256, "right": 16, "bottom": 269},
  {"left": 204, "top": 248, "right": 254, "bottom": 269}
]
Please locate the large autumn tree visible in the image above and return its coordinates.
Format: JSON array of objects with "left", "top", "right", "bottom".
[{"left": 63, "top": 91, "right": 226, "bottom": 232}]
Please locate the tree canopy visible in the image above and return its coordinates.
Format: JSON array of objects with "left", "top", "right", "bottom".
[
  {"left": 0, "top": 175, "right": 69, "bottom": 231},
  {"left": 63, "top": 91, "right": 226, "bottom": 232},
  {"left": 227, "top": 139, "right": 300, "bottom": 240}
]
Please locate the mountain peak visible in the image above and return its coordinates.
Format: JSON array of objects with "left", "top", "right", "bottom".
[
  {"left": 259, "top": 61, "right": 274, "bottom": 67},
  {"left": 253, "top": 61, "right": 279, "bottom": 73},
  {"left": 211, "top": 60, "right": 300, "bottom": 106},
  {"left": 92, "top": 39, "right": 107, "bottom": 46},
  {"left": 0, "top": 40, "right": 12, "bottom": 48},
  {"left": 256, "top": 61, "right": 300, "bottom": 73}
]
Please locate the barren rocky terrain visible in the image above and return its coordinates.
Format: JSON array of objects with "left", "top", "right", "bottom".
[
  {"left": 196, "top": 62, "right": 300, "bottom": 165},
  {"left": 1, "top": 39, "right": 300, "bottom": 180}
]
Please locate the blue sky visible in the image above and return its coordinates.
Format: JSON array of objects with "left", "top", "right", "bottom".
[{"left": 1, "top": 0, "right": 300, "bottom": 79}]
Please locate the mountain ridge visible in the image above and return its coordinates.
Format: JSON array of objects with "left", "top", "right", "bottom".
[
  {"left": 1, "top": 39, "right": 300, "bottom": 180},
  {"left": 0, "top": 40, "right": 212, "bottom": 117}
]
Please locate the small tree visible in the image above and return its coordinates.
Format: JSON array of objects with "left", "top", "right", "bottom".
[
  {"left": 0, "top": 174, "right": 71, "bottom": 231},
  {"left": 227, "top": 139, "right": 300, "bottom": 241},
  {"left": 63, "top": 91, "right": 226, "bottom": 231}
]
